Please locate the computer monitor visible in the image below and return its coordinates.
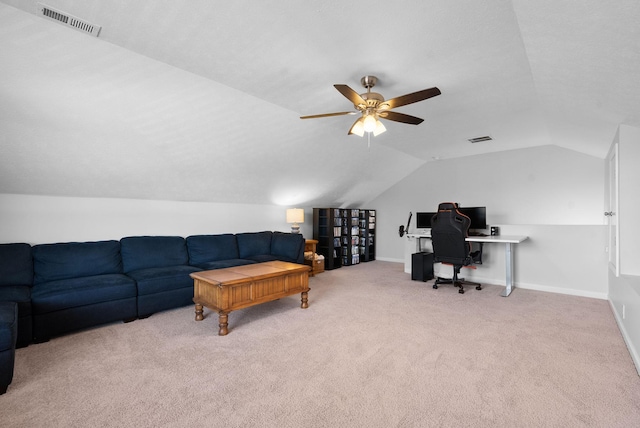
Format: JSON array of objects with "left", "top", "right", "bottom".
[
  {"left": 458, "top": 206, "right": 487, "bottom": 230},
  {"left": 415, "top": 212, "right": 437, "bottom": 229}
]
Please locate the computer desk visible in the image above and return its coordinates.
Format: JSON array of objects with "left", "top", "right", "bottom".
[{"left": 407, "top": 233, "right": 529, "bottom": 297}]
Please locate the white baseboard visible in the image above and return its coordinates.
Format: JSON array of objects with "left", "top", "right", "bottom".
[
  {"left": 609, "top": 300, "right": 640, "bottom": 377},
  {"left": 507, "top": 281, "right": 608, "bottom": 300},
  {"left": 376, "top": 257, "right": 404, "bottom": 264}
]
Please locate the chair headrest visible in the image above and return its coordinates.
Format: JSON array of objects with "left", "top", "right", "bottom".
[{"left": 437, "top": 202, "right": 458, "bottom": 211}]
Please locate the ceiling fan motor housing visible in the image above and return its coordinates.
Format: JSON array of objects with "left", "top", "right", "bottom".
[
  {"left": 359, "top": 76, "right": 386, "bottom": 109},
  {"left": 360, "top": 92, "right": 385, "bottom": 110}
]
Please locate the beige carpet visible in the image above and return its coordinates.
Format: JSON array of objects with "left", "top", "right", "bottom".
[{"left": 2, "top": 261, "right": 639, "bottom": 427}]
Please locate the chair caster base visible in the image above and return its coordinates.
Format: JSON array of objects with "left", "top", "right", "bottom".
[
  {"left": 459, "top": 288, "right": 465, "bottom": 294},
  {"left": 476, "top": 285, "right": 482, "bottom": 291},
  {"left": 433, "top": 284, "right": 438, "bottom": 289}
]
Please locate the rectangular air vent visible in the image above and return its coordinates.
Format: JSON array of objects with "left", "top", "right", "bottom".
[
  {"left": 468, "top": 136, "right": 493, "bottom": 143},
  {"left": 37, "top": 3, "right": 101, "bottom": 37}
]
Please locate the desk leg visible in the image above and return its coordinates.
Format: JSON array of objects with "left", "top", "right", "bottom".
[{"left": 501, "top": 243, "right": 515, "bottom": 297}]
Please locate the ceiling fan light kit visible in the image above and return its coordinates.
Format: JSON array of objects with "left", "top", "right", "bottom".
[
  {"left": 300, "top": 75, "right": 440, "bottom": 137},
  {"left": 363, "top": 114, "right": 377, "bottom": 132}
]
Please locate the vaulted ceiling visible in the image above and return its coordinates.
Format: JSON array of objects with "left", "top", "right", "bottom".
[{"left": 1, "top": 1, "right": 639, "bottom": 207}]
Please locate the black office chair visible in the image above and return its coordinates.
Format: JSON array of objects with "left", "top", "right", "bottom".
[{"left": 430, "top": 202, "right": 482, "bottom": 294}]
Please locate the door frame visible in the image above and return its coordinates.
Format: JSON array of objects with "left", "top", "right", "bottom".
[{"left": 607, "top": 143, "right": 620, "bottom": 277}]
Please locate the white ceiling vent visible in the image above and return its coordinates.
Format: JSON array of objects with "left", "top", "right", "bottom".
[
  {"left": 468, "top": 136, "right": 493, "bottom": 143},
  {"left": 37, "top": 3, "right": 101, "bottom": 37}
]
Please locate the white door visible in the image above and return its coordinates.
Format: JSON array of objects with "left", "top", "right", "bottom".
[{"left": 607, "top": 143, "right": 619, "bottom": 276}]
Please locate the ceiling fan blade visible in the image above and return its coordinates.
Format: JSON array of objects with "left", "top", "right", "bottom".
[
  {"left": 381, "top": 87, "right": 441, "bottom": 110},
  {"left": 378, "top": 111, "right": 424, "bottom": 125},
  {"left": 300, "top": 111, "right": 356, "bottom": 119},
  {"left": 334, "top": 84, "right": 366, "bottom": 107}
]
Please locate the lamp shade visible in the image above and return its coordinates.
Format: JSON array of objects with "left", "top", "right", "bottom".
[
  {"left": 349, "top": 117, "right": 365, "bottom": 137},
  {"left": 373, "top": 119, "right": 386, "bottom": 136},
  {"left": 286, "top": 208, "right": 304, "bottom": 224},
  {"left": 363, "top": 114, "right": 377, "bottom": 132}
]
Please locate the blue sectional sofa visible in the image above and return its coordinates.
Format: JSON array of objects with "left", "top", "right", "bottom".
[
  {"left": 0, "top": 243, "right": 33, "bottom": 348},
  {"left": 1, "top": 231, "right": 304, "bottom": 344},
  {"left": 0, "top": 231, "right": 305, "bottom": 394}
]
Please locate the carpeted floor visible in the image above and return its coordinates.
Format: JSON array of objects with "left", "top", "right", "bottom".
[{"left": 2, "top": 261, "right": 639, "bottom": 427}]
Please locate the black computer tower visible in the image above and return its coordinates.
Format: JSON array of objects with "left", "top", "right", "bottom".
[{"left": 411, "top": 252, "right": 434, "bottom": 282}]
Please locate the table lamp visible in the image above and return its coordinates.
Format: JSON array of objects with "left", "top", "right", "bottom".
[{"left": 286, "top": 208, "right": 304, "bottom": 234}]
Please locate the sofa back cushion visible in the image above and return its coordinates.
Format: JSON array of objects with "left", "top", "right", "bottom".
[
  {"left": 120, "top": 236, "right": 188, "bottom": 273},
  {"left": 32, "top": 241, "right": 122, "bottom": 284},
  {"left": 186, "top": 234, "right": 239, "bottom": 265},
  {"left": 271, "top": 232, "right": 304, "bottom": 263},
  {"left": 0, "top": 243, "right": 33, "bottom": 287},
  {"left": 236, "top": 231, "right": 273, "bottom": 259}
]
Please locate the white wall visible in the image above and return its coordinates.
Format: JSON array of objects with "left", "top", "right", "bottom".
[
  {"left": 405, "top": 224, "right": 607, "bottom": 299},
  {"left": 0, "top": 194, "right": 314, "bottom": 245},
  {"left": 370, "top": 145, "right": 605, "bottom": 260},
  {"left": 369, "top": 145, "right": 608, "bottom": 298}
]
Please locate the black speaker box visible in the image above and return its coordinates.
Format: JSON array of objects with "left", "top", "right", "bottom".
[{"left": 411, "top": 252, "right": 434, "bottom": 282}]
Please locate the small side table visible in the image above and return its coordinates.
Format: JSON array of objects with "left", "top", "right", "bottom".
[{"left": 304, "top": 239, "right": 324, "bottom": 276}]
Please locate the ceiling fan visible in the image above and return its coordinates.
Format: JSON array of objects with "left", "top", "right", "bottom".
[{"left": 300, "top": 76, "right": 441, "bottom": 137}]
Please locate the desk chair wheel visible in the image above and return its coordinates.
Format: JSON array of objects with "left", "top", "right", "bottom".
[
  {"left": 458, "top": 288, "right": 465, "bottom": 294},
  {"left": 476, "top": 285, "right": 482, "bottom": 291},
  {"left": 433, "top": 284, "right": 438, "bottom": 289}
]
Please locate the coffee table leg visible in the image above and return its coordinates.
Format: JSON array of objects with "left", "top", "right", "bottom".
[
  {"left": 218, "top": 312, "right": 229, "bottom": 336},
  {"left": 195, "top": 303, "right": 204, "bottom": 321},
  {"left": 301, "top": 290, "right": 309, "bottom": 309}
]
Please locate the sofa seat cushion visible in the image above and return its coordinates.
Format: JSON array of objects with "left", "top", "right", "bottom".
[
  {"left": 0, "top": 243, "right": 33, "bottom": 287},
  {"left": 31, "top": 274, "right": 136, "bottom": 314},
  {"left": 33, "top": 240, "right": 122, "bottom": 284},
  {"left": 236, "top": 231, "right": 272, "bottom": 259},
  {"left": 186, "top": 234, "right": 240, "bottom": 265},
  {"left": 0, "top": 302, "right": 17, "bottom": 351},
  {"left": 196, "top": 259, "right": 257, "bottom": 270},
  {"left": 127, "top": 266, "right": 200, "bottom": 296},
  {"left": 121, "top": 236, "right": 189, "bottom": 273},
  {"left": 271, "top": 232, "right": 304, "bottom": 263}
]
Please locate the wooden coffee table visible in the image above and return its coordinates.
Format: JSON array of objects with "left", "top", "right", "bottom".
[{"left": 190, "top": 261, "right": 311, "bottom": 335}]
